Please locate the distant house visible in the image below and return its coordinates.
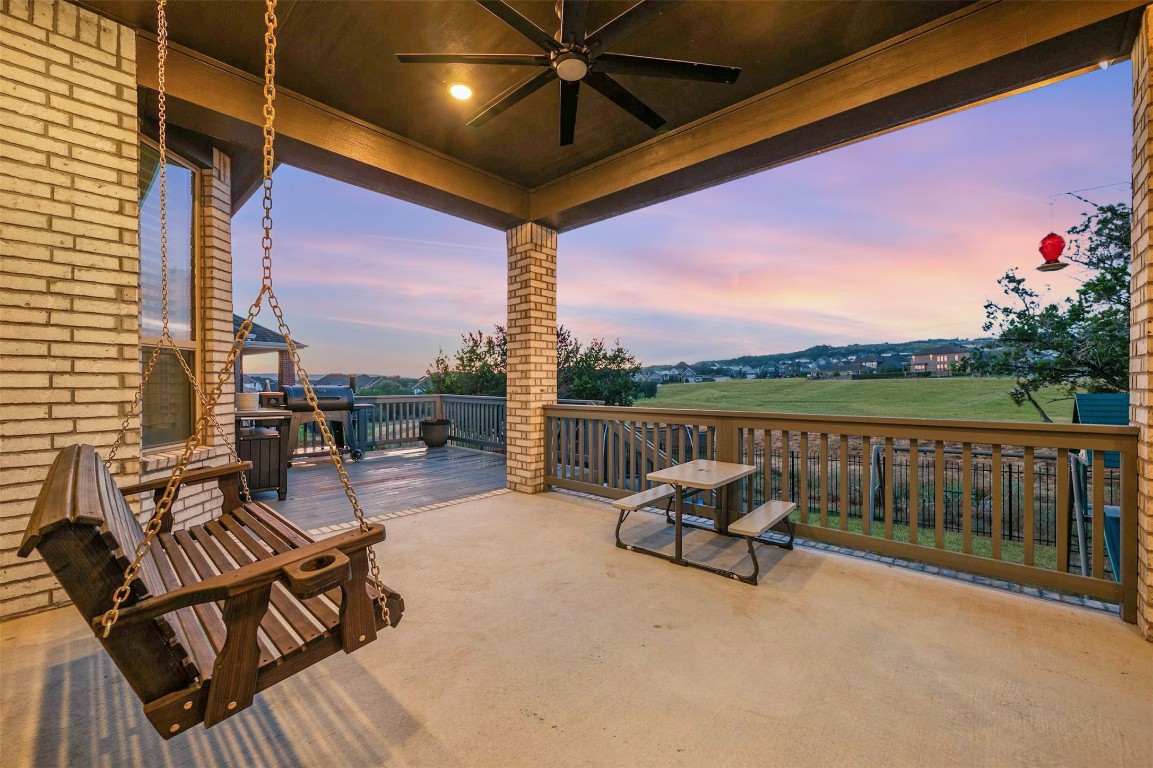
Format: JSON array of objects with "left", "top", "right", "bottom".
[
  {"left": 412, "top": 375, "right": 433, "bottom": 394},
  {"left": 235, "top": 314, "right": 307, "bottom": 391},
  {"left": 668, "top": 362, "right": 699, "bottom": 382},
  {"left": 241, "top": 373, "right": 277, "bottom": 393},
  {"left": 910, "top": 344, "right": 970, "bottom": 376},
  {"left": 314, "top": 373, "right": 350, "bottom": 386}
]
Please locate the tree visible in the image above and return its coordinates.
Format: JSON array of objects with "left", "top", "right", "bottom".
[
  {"left": 556, "top": 326, "right": 642, "bottom": 405},
  {"left": 427, "top": 329, "right": 506, "bottom": 396},
  {"left": 427, "top": 325, "right": 643, "bottom": 406},
  {"left": 968, "top": 203, "right": 1130, "bottom": 422}
]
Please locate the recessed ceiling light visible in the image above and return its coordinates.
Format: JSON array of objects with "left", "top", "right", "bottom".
[{"left": 449, "top": 83, "right": 473, "bottom": 100}]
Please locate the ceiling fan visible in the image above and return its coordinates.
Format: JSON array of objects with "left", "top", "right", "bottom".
[{"left": 397, "top": 0, "right": 741, "bottom": 145}]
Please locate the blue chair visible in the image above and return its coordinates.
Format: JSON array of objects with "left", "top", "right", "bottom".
[{"left": 1069, "top": 452, "right": 1120, "bottom": 582}]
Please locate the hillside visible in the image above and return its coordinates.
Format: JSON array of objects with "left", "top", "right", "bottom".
[
  {"left": 635, "top": 378, "right": 1074, "bottom": 422},
  {"left": 644, "top": 338, "right": 990, "bottom": 371}
]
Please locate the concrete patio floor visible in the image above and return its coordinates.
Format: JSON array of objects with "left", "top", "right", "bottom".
[{"left": 2, "top": 490, "right": 1150, "bottom": 767}]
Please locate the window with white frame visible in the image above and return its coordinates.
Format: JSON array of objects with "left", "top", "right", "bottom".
[{"left": 138, "top": 139, "right": 198, "bottom": 448}]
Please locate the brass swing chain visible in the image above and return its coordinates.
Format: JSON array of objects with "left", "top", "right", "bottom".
[
  {"left": 254, "top": 0, "right": 390, "bottom": 627},
  {"left": 104, "top": 0, "right": 253, "bottom": 503},
  {"left": 100, "top": 0, "right": 389, "bottom": 637}
]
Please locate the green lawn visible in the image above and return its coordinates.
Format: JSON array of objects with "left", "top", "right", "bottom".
[{"left": 636, "top": 377, "right": 1074, "bottom": 423}]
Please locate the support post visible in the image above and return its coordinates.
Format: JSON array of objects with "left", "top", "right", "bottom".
[
  {"left": 1131, "top": 8, "right": 1153, "bottom": 639},
  {"left": 505, "top": 223, "right": 558, "bottom": 493}
]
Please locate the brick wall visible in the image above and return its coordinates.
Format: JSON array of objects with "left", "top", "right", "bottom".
[
  {"left": 505, "top": 222, "right": 557, "bottom": 493},
  {"left": 1131, "top": 8, "right": 1153, "bottom": 640},
  {"left": 1, "top": 0, "right": 139, "bottom": 619},
  {"left": 0, "top": 1, "right": 236, "bottom": 620}
]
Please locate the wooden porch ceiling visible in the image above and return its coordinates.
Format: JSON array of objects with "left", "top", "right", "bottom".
[{"left": 81, "top": 0, "right": 1144, "bottom": 232}]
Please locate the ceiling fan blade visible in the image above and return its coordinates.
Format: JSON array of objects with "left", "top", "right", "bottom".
[
  {"left": 559, "top": 0, "right": 588, "bottom": 46},
  {"left": 467, "top": 68, "right": 558, "bottom": 127},
  {"left": 476, "top": 0, "right": 561, "bottom": 53},
  {"left": 397, "top": 53, "right": 551, "bottom": 66},
  {"left": 583, "top": 71, "right": 665, "bottom": 131},
  {"left": 592, "top": 53, "right": 740, "bottom": 84},
  {"left": 586, "top": 0, "right": 684, "bottom": 52},
  {"left": 559, "top": 80, "right": 580, "bottom": 145}
]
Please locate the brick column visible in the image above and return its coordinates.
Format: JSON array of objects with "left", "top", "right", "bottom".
[
  {"left": 278, "top": 349, "right": 295, "bottom": 388},
  {"left": 1132, "top": 8, "right": 1153, "bottom": 640},
  {"left": 0, "top": 0, "right": 138, "bottom": 619},
  {"left": 505, "top": 222, "right": 557, "bottom": 493}
]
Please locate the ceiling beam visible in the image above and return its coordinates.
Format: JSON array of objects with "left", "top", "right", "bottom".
[
  {"left": 529, "top": 0, "right": 1146, "bottom": 231},
  {"left": 136, "top": 34, "right": 531, "bottom": 228}
]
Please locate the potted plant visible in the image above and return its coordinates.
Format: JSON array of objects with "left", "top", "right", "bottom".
[{"left": 419, "top": 418, "right": 451, "bottom": 448}]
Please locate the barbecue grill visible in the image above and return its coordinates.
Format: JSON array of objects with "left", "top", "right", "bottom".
[{"left": 282, "top": 385, "right": 363, "bottom": 461}]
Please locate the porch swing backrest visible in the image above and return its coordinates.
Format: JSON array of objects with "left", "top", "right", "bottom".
[
  {"left": 18, "top": 445, "right": 196, "bottom": 703},
  {"left": 20, "top": 444, "right": 403, "bottom": 738}
]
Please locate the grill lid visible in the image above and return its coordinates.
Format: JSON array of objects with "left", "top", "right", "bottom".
[{"left": 282, "top": 385, "right": 355, "bottom": 412}]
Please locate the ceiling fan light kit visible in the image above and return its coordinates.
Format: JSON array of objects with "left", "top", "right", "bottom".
[
  {"left": 449, "top": 82, "right": 474, "bottom": 100},
  {"left": 397, "top": 0, "right": 742, "bottom": 145}
]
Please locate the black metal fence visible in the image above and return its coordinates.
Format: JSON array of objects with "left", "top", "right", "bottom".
[{"left": 751, "top": 447, "right": 1120, "bottom": 550}]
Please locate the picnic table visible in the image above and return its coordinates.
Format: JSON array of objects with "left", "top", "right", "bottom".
[{"left": 612, "top": 459, "right": 796, "bottom": 584}]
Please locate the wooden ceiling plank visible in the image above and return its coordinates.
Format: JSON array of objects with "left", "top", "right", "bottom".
[
  {"left": 135, "top": 34, "right": 531, "bottom": 224},
  {"left": 529, "top": 0, "right": 1145, "bottom": 227}
]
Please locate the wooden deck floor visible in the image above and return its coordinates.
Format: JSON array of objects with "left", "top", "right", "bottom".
[{"left": 261, "top": 445, "right": 507, "bottom": 531}]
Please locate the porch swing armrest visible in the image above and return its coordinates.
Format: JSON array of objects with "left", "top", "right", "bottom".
[
  {"left": 120, "top": 462, "right": 254, "bottom": 498},
  {"left": 95, "top": 525, "right": 385, "bottom": 631}
]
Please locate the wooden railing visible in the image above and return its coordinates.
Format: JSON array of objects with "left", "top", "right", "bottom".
[
  {"left": 441, "top": 395, "right": 506, "bottom": 451},
  {"left": 544, "top": 404, "right": 1140, "bottom": 622},
  {"left": 355, "top": 395, "right": 440, "bottom": 449},
  {"left": 296, "top": 395, "right": 601, "bottom": 455}
]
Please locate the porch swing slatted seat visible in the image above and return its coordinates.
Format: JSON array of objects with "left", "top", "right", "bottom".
[
  {"left": 19, "top": 445, "right": 403, "bottom": 737},
  {"left": 16, "top": 0, "right": 403, "bottom": 740}
]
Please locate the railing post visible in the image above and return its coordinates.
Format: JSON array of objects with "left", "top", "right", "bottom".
[
  {"left": 1122, "top": 442, "right": 1138, "bottom": 624},
  {"left": 716, "top": 419, "right": 739, "bottom": 464},
  {"left": 435, "top": 395, "right": 445, "bottom": 421}
]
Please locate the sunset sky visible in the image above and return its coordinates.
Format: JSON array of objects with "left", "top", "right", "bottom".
[{"left": 232, "top": 63, "right": 1131, "bottom": 378}]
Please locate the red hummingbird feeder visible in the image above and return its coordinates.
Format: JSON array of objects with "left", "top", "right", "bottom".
[{"left": 1036, "top": 232, "right": 1067, "bottom": 272}]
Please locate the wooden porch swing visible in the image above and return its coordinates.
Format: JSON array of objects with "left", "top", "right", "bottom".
[{"left": 17, "top": 0, "right": 403, "bottom": 739}]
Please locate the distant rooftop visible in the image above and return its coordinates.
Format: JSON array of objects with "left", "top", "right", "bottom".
[{"left": 234, "top": 314, "right": 307, "bottom": 351}]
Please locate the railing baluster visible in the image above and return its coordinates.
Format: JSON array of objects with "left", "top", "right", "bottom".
[
  {"left": 1028, "top": 445, "right": 1037, "bottom": 565},
  {"left": 1091, "top": 449, "right": 1105, "bottom": 580},
  {"left": 566, "top": 417, "right": 575, "bottom": 481},
  {"left": 819, "top": 433, "right": 829, "bottom": 528},
  {"left": 839, "top": 433, "right": 849, "bottom": 532},
  {"left": 908, "top": 438, "right": 919, "bottom": 545},
  {"left": 781, "top": 430, "right": 792, "bottom": 506},
  {"left": 934, "top": 441, "right": 945, "bottom": 550},
  {"left": 861, "top": 436, "right": 872, "bottom": 537},
  {"left": 883, "top": 437, "right": 894, "bottom": 540},
  {"left": 962, "top": 442, "right": 973, "bottom": 555},
  {"left": 640, "top": 421, "right": 650, "bottom": 488},
  {"left": 798, "top": 432, "right": 810, "bottom": 525},
  {"left": 617, "top": 420, "right": 626, "bottom": 490},
  {"left": 1056, "top": 449, "right": 1070, "bottom": 574},
  {"left": 759, "top": 428, "right": 767, "bottom": 510},
  {"left": 991, "top": 444, "right": 1002, "bottom": 561}
]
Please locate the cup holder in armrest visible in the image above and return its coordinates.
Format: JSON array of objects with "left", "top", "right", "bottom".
[{"left": 280, "top": 549, "right": 351, "bottom": 599}]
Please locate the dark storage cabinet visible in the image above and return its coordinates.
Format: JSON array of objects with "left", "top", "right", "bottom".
[{"left": 236, "top": 412, "right": 290, "bottom": 499}]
